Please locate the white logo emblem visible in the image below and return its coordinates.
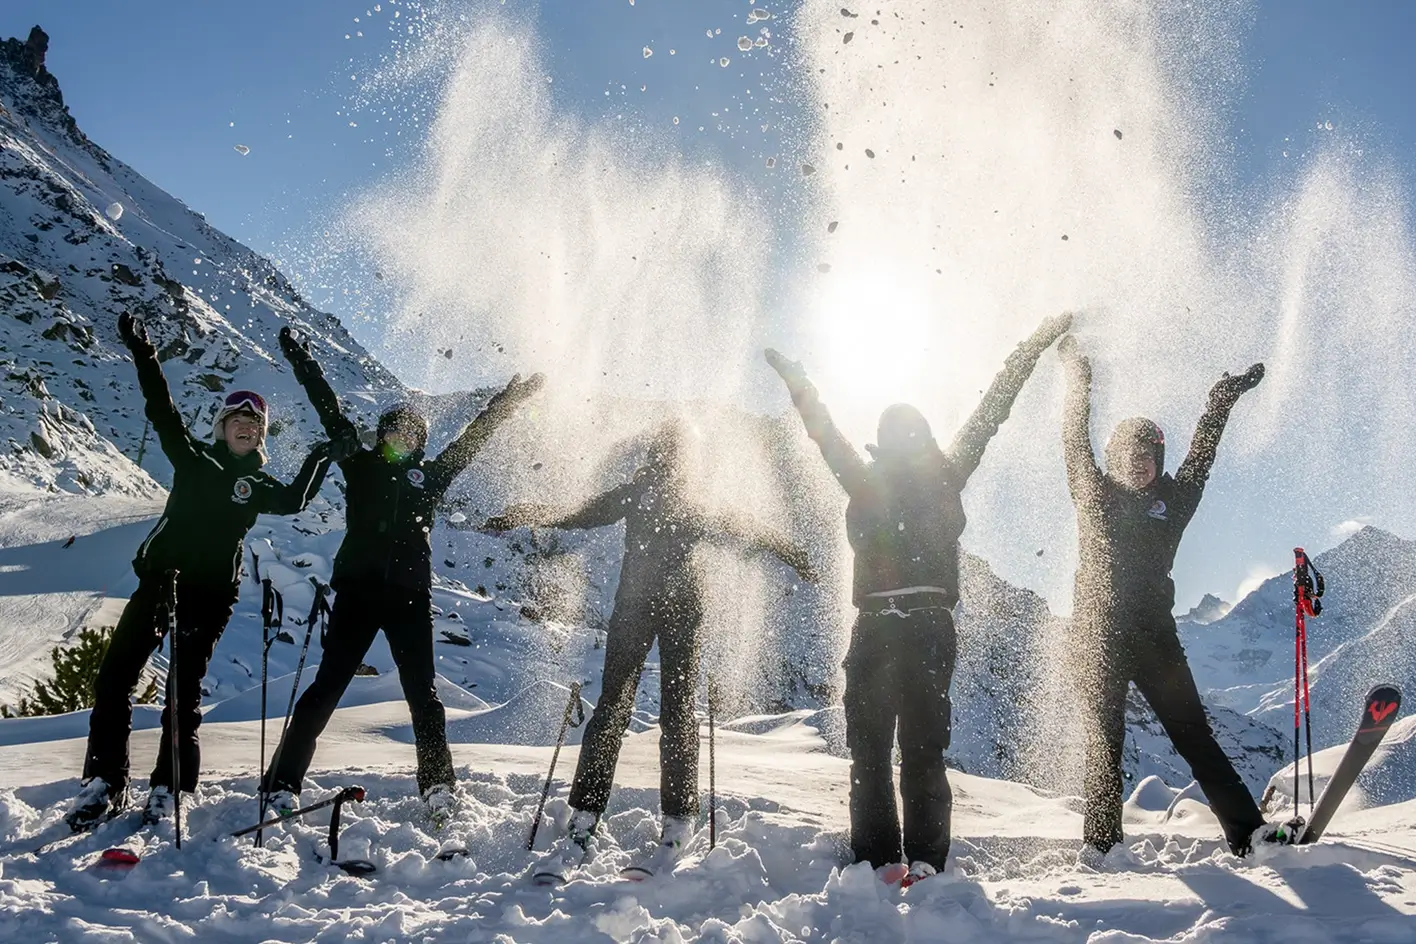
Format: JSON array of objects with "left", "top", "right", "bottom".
[
  {"left": 232, "top": 478, "right": 255, "bottom": 504},
  {"left": 407, "top": 468, "right": 425, "bottom": 489},
  {"left": 1147, "top": 499, "right": 1168, "bottom": 520}
]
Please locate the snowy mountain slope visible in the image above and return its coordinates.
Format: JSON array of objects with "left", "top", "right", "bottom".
[
  {"left": 0, "top": 26, "right": 400, "bottom": 498},
  {"left": 1182, "top": 527, "right": 1416, "bottom": 749}
]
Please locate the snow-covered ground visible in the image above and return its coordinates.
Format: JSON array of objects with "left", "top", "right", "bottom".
[
  {"left": 0, "top": 483, "right": 1413, "bottom": 942},
  {"left": 3, "top": 703, "right": 1415, "bottom": 942}
]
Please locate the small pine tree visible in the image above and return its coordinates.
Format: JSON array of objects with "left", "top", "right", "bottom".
[{"left": 0, "top": 626, "right": 159, "bottom": 718}]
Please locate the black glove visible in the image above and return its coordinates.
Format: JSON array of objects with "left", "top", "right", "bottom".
[
  {"left": 487, "top": 372, "right": 546, "bottom": 413},
  {"left": 1209, "top": 362, "right": 1265, "bottom": 408},
  {"left": 1034, "top": 311, "right": 1075, "bottom": 349},
  {"left": 117, "top": 312, "right": 153, "bottom": 352},
  {"left": 326, "top": 427, "right": 362, "bottom": 462},
  {"left": 764, "top": 348, "right": 816, "bottom": 398},
  {"left": 279, "top": 326, "right": 320, "bottom": 381}
]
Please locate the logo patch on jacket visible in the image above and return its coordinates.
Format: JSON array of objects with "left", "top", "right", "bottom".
[
  {"left": 232, "top": 478, "right": 255, "bottom": 504},
  {"left": 406, "top": 468, "right": 425, "bottom": 489},
  {"left": 1147, "top": 499, "right": 1168, "bottom": 521}
]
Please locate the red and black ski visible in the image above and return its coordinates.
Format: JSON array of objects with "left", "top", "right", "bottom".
[{"left": 1296, "top": 684, "right": 1402, "bottom": 844}]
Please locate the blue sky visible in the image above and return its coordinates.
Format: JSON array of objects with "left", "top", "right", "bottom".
[
  {"left": 7, "top": 1, "right": 1416, "bottom": 610},
  {"left": 18, "top": 1, "right": 1416, "bottom": 284}
]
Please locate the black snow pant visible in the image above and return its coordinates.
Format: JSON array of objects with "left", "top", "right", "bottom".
[
  {"left": 843, "top": 600, "right": 956, "bottom": 871},
  {"left": 263, "top": 582, "right": 455, "bottom": 795},
  {"left": 569, "top": 588, "right": 703, "bottom": 819},
  {"left": 83, "top": 575, "right": 235, "bottom": 794},
  {"left": 1078, "top": 609, "right": 1265, "bottom": 855}
]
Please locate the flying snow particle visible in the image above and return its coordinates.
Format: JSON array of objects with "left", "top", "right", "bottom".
[
  {"left": 673, "top": 116, "right": 680, "bottom": 125},
  {"left": 801, "top": 163, "right": 815, "bottom": 175},
  {"left": 754, "top": 37, "right": 768, "bottom": 48},
  {"left": 1113, "top": 129, "right": 1123, "bottom": 140},
  {"left": 766, "top": 156, "right": 777, "bottom": 168},
  {"left": 737, "top": 37, "right": 753, "bottom": 51},
  {"left": 643, "top": 46, "right": 653, "bottom": 58},
  {"left": 748, "top": 9, "right": 771, "bottom": 23},
  {"left": 719, "top": 57, "right": 731, "bottom": 67},
  {"left": 827, "top": 221, "right": 838, "bottom": 233},
  {"left": 844, "top": 31, "right": 854, "bottom": 43},
  {"left": 864, "top": 148, "right": 875, "bottom": 157},
  {"left": 817, "top": 263, "right": 832, "bottom": 273},
  {"left": 233, "top": 144, "right": 250, "bottom": 155},
  {"left": 1325, "top": 120, "right": 1333, "bottom": 130},
  {"left": 105, "top": 202, "right": 123, "bottom": 221}
]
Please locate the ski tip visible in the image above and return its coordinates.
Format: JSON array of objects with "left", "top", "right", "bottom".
[
  {"left": 99, "top": 848, "right": 140, "bottom": 867},
  {"left": 435, "top": 848, "right": 470, "bottom": 862},
  {"left": 334, "top": 858, "right": 377, "bottom": 876}
]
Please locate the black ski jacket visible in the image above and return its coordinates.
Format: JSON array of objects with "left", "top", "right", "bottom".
[
  {"left": 1062, "top": 357, "right": 1235, "bottom": 618},
  {"left": 787, "top": 327, "right": 1059, "bottom": 608},
  {"left": 285, "top": 348, "right": 520, "bottom": 593},
  {"left": 128, "top": 344, "right": 334, "bottom": 587}
]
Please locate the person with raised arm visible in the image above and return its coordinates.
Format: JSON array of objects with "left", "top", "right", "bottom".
[
  {"left": 485, "top": 421, "right": 816, "bottom": 881},
  {"left": 1057, "top": 333, "right": 1271, "bottom": 858},
  {"left": 263, "top": 327, "right": 544, "bottom": 823},
  {"left": 764, "top": 312, "right": 1071, "bottom": 887},
  {"left": 66, "top": 313, "right": 342, "bottom": 831}
]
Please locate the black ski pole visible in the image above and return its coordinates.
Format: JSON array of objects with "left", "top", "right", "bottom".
[
  {"left": 526, "top": 681, "right": 585, "bottom": 851},
  {"left": 231, "top": 784, "right": 365, "bottom": 838},
  {"left": 265, "top": 578, "right": 326, "bottom": 801},
  {"left": 708, "top": 677, "right": 718, "bottom": 851},
  {"left": 165, "top": 570, "right": 182, "bottom": 849},
  {"left": 256, "top": 576, "right": 283, "bottom": 847}
]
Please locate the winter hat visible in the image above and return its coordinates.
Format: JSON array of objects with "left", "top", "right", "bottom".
[
  {"left": 212, "top": 390, "right": 269, "bottom": 460},
  {"left": 1104, "top": 416, "right": 1165, "bottom": 474},
  {"left": 866, "top": 403, "right": 938, "bottom": 459},
  {"left": 377, "top": 404, "right": 428, "bottom": 453}
]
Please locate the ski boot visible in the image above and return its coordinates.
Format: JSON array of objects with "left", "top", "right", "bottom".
[
  {"left": 142, "top": 786, "right": 176, "bottom": 825},
  {"left": 900, "top": 860, "right": 937, "bottom": 888},
  {"left": 1235, "top": 820, "right": 1297, "bottom": 857},
  {"left": 532, "top": 809, "right": 598, "bottom": 886},
  {"left": 423, "top": 783, "right": 458, "bottom": 829},
  {"left": 65, "top": 777, "right": 127, "bottom": 832},
  {"left": 623, "top": 814, "right": 695, "bottom": 881},
  {"left": 266, "top": 789, "right": 300, "bottom": 818}
]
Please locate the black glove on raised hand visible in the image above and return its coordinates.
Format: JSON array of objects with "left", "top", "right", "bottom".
[
  {"left": 117, "top": 312, "right": 153, "bottom": 353},
  {"left": 764, "top": 348, "right": 816, "bottom": 398},
  {"left": 1033, "top": 311, "right": 1075, "bottom": 350},
  {"left": 279, "top": 326, "right": 320, "bottom": 381},
  {"left": 326, "top": 427, "right": 363, "bottom": 462},
  {"left": 1209, "top": 362, "right": 1265, "bottom": 408}
]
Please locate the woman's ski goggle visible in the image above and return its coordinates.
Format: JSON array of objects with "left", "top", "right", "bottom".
[{"left": 222, "top": 390, "right": 268, "bottom": 418}]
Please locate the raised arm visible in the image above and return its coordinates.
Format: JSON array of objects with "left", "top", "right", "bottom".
[
  {"left": 1058, "top": 335, "right": 1105, "bottom": 502},
  {"left": 705, "top": 513, "right": 818, "bottom": 583},
  {"left": 427, "top": 372, "right": 545, "bottom": 494},
  {"left": 484, "top": 481, "right": 638, "bottom": 533},
  {"left": 947, "top": 312, "right": 1072, "bottom": 481},
  {"left": 1174, "top": 363, "right": 1264, "bottom": 499},
  {"left": 254, "top": 440, "right": 341, "bottom": 516},
  {"left": 764, "top": 349, "right": 869, "bottom": 497},
  {"left": 278, "top": 327, "right": 358, "bottom": 443},
  {"left": 119, "top": 313, "right": 200, "bottom": 469}
]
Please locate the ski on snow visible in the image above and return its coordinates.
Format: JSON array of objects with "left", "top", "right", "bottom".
[{"left": 1294, "top": 683, "right": 1403, "bottom": 845}]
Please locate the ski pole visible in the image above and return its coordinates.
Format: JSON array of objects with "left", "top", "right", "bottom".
[
  {"left": 708, "top": 677, "right": 718, "bottom": 851},
  {"left": 526, "top": 681, "right": 585, "bottom": 851},
  {"left": 165, "top": 570, "right": 182, "bottom": 849},
  {"left": 1294, "top": 548, "right": 1324, "bottom": 812},
  {"left": 231, "top": 784, "right": 365, "bottom": 839},
  {"left": 265, "top": 578, "right": 326, "bottom": 801},
  {"left": 256, "top": 576, "right": 284, "bottom": 847}
]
